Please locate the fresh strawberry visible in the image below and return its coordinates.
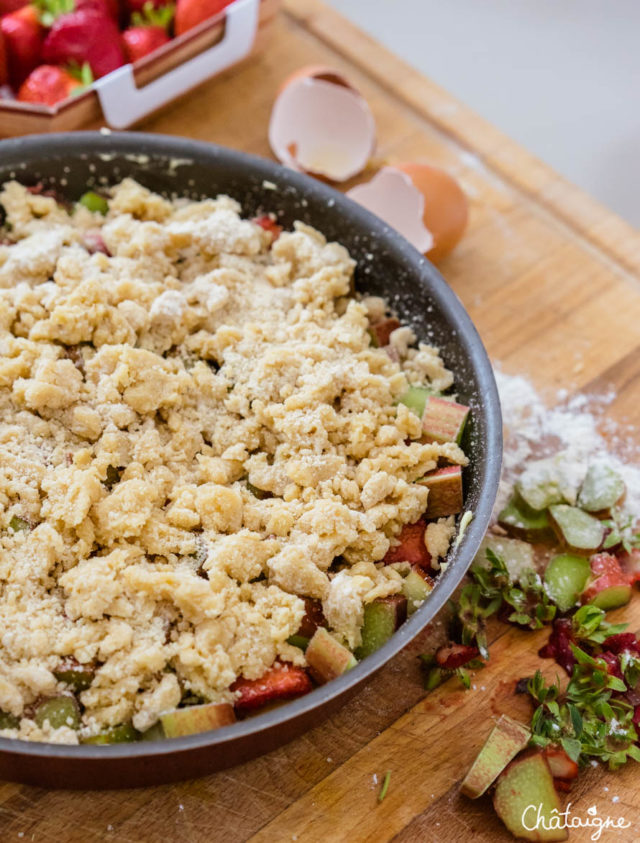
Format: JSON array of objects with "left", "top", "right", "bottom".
[
  {"left": 122, "top": 25, "right": 168, "bottom": 61},
  {"left": 175, "top": 0, "right": 233, "bottom": 36},
  {"left": 42, "top": 8, "right": 125, "bottom": 79},
  {"left": 125, "top": 0, "right": 172, "bottom": 16},
  {"left": 0, "top": 6, "right": 43, "bottom": 88},
  {"left": 0, "top": 0, "right": 29, "bottom": 14},
  {"left": 252, "top": 214, "right": 283, "bottom": 241},
  {"left": 0, "top": 28, "right": 7, "bottom": 87},
  {"left": 383, "top": 519, "right": 431, "bottom": 569},
  {"left": 122, "top": 1, "right": 173, "bottom": 61},
  {"left": 231, "top": 663, "right": 312, "bottom": 713},
  {"left": 17, "top": 63, "right": 82, "bottom": 105},
  {"left": 435, "top": 642, "right": 479, "bottom": 670},
  {"left": 33, "top": 0, "right": 120, "bottom": 24}
]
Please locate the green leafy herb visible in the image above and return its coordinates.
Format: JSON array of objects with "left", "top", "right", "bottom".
[{"left": 571, "top": 605, "right": 628, "bottom": 646}]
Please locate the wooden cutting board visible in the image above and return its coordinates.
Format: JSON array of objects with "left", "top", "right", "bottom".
[{"left": 1, "top": 1, "right": 639, "bottom": 840}]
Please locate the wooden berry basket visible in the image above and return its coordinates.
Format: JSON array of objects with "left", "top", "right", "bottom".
[{"left": 0, "top": 0, "right": 279, "bottom": 137}]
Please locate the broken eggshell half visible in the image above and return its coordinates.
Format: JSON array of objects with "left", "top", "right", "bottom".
[
  {"left": 347, "top": 163, "right": 468, "bottom": 262},
  {"left": 268, "top": 66, "right": 376, "bottom": 182}
]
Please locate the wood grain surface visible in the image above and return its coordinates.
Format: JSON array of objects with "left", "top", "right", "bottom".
[{"left": 1, "top": 1, "right": 639, "bottom": 840}]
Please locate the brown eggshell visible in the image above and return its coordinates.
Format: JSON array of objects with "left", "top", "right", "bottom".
[{"left": 394, "top": 162, "right": 468, "bottom": 262}]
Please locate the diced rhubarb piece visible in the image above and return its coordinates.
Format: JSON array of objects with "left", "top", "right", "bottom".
[
  {"left": 252, "top": 214, "right": 283, "bottom": 240},
  {"left": 418, "top": 465, "right": 463, "bottom": 518},
  {"left": 422, "top": 396, "right": 469, "bottom": 444},
  {"left": 549, "top": 504, "right": 605, "bottom": 552},
  {"left": 397, "top": 385, "right": 433, "bottom": 418},
  {"left": 369, "top": 317, "right": 400, "bottom": 347},
  {"left": 383, "top": 519, "right": 431, "bottom": 568},
  {"left": 286, "top": 634, "right": 310, "bottom": 651},
  {"left": 402, "top": 568, "right": 434, "bottom": 615},
  {"left": 461, "top": 715, "right": 531, "bottom": 798},
  {"left": 516, "top": 453, "right": 579, "bottom": 511},
  {"left": 543, "top": 746, "right": 578, "bottom": 781},
  {"left": 577, "top": 463, "right": 625, "bottom": 513},
  {"left": 0, "top": 711, "right": 20, "bottom": 730},
  {"left": 355, "top": 595, "right": 407, "bottom": 659},
  {"left": 305, "top": 627, "right": 356, "bottom": 684},
  {"left": 231, "top": 664, "right": 312, "bottom": 713},
  {"left": 83, "top": 723, "right": 139, "bottom": 744},
  {"left": 581, "top": 553, "right": 631, "bottom": 611},
  {"left": 473, "top": 534, "right": 536, "bottom": 583},
  {"left": 54, "top": 658, "right": 96, "bottom": 692},
  {"left": 160, "top": 702, "right": 236, "bottom": 737},
  {"left": 297, "top": 597, "right": 327, "bottom": 639},
  {"left": 493, "top": 752, "right": 568, "bottom": 841},
  {"left": 539, "top": 618, "right": 575, "bottom": 675},
  {"left": 435, "top": 642, "right": 479, "bottom": 670},
  {"left": 543, "top": 554, "right": 591, "bottom": 613},
  {"left": 34, "top": 695, "right": 81, "bottom": 731},
  {"left": 498, "top": 492, "right": 555, "bottom": 543}
]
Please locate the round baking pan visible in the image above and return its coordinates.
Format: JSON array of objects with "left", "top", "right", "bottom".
[{"left": 0, "top": 132, "right": 502, "bottom": 788}]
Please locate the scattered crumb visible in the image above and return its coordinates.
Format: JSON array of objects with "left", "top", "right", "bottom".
[{"left": 612, "top": 796, "right": 620, "bottom": 803}]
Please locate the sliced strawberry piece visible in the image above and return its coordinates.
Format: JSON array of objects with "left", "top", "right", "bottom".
[
  {"left": 370, "top": 317, "right": 400, "bottom": 348},
  {"left": 175, "top": 0, "right": 233, "bottom": 36},
  {"left": 600, "top": 650, "right": 624, "bottom": 681},
  {"left": 122, "top": 25, "right": 169, "bottom": 62},
  {"left": 538, "top": 617, "right": 575, "bottom": 676},
  {"left": 252, "top": 214, "right": 283, "bottom": 241},
  {"left": 602, "top": 632, "right": 640, "bottom": 655},
  {"left": 543, "top": 746, "right": 579, "bottom": 781},
  {"left": 435, "top": 642, "right": 479, "bottom": 670},
  {"left": 231, "top": 663, "right": 312, "bottom": 713},
  {"left": 297, "top": 597, "right": 327, "bottom": 639},
  {"left": 42, "top": 8, "right": 125, "bottom": 79},
  {"left": 18, "top": 64, "right": 82, "bottom": 106},
  {"left": 554, "top": 778, "right": 573, "bottom": 793},
  {"left": 383, "top": 519, "right": 431, "bottom": 569},
  {"left": 1, "top": 6, "right": 43, "bottom": 89},
  {"left": 0, "top": 28, "right": 7, "bottom": 87}
]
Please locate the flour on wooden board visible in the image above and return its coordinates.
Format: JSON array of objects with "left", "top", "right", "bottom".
[{"left": 495, "top": 370, "right": 640, "bottom": 516}]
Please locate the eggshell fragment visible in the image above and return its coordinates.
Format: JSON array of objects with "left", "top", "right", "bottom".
[
  {"left": 347, "top": 163, "right": 468, "bottom": 261},
  {"left": 269, "top": 67, "right": 376, "bottom": 182}
]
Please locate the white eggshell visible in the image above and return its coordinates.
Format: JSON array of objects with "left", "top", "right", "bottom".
[
  {"left": 269, "top": 76, "right": 376, "bottom": 182},
  {"left": 347, "top": 167, "right": 434, "bottom": 254}
]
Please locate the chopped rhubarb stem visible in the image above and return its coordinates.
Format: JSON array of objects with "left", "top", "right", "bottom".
[
  {"left": 418, "top": 465, "right": 463, "bottom": 518},
  {"left": 422, "top": 396, "right": 469, "bottom": 444},
  {"left": 253, "top": 215, "right": 283, "bottom": 240},
  {"left": 370, "top": 317, "right": 400, "bottom": 348}
]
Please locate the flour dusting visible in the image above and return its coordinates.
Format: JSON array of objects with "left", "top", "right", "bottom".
[{"left": 495, "top": 371, "right": 640, "bottom": 516}]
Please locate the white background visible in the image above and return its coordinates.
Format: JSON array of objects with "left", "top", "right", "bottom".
[{"left": 327, "top": 0, "right": 640, "bottom": 226}]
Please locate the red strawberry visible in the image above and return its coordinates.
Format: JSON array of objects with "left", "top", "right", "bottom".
[
  {"left": 0, "top": 29, "right": 7, "bottom": 86},
  {"left": 125, "top": 0, "right": 172, "bottom": 15},
  {"left": 230, "top": 663, "right": 312, "bottom": 713},
  {"left": 0, "top": 0, "right": 29, "bottom": 13},
  {"left": 17, "top": 63, "right": 82, "bottom": 105},
  {"left": 538, "top": 617, "right": 575, "bottom": 675},
  {"left": 42, "top": 9, "right": 125, "bottom": 79},
  {"left": 77, "top": 0, "right": 120, "bottom": 18},
  {"left": 435, "top": 642, "right": 479, "bottom": 670},
  {"left": 122, "top": 25, "right": 168, "bottom": 61},
  {"left": 1, "top": 6, "right": 43, "bottom": 88},
  {"left": 175, "top": 0, "right": 233, "bottom": 36},
  {"left": 383, "top": 519, "right": 431, "bottom": 569},
  {"left": 252, "top": 214, "right": 283, "bottom": 241}
]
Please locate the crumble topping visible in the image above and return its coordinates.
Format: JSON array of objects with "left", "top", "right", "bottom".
[{"left": 0, "top": 179, "right": 466, "bottom": 742}]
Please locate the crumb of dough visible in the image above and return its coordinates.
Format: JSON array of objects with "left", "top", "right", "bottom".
[{"left": 0, "top": 179, "right": 466, "bottom": 740}]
